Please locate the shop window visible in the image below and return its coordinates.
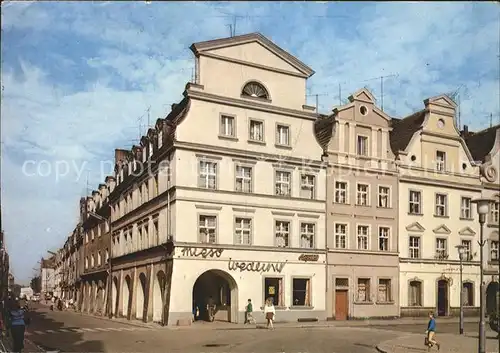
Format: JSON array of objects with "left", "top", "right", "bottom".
[
  {"left": 264, "top": 277, "right": 284, "bottom": 307},
  {"left": 292, "top": 278, "right": 311, "bottom": 306}
]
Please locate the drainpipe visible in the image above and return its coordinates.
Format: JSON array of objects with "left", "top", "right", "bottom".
[{"left": 162, "top": 155, "right": 172, "bottom": 326}]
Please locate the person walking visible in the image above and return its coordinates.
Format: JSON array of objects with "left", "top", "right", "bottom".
[
  {"left": 425, "top": 311, "right": 440, "bottom": 351},
  {"left": 7, "top": 300, "right": 30, "bottom": 353},
  {"left": 264, "top": 298, "right": 275, "bottom": 330},
  {"left": 244, "top": 299, "right": 256, "bottom": 324}
]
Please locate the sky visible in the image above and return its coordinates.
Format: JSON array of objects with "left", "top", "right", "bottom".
[{"left": 1, "top": 1, "right": 499, "bottom": 283}]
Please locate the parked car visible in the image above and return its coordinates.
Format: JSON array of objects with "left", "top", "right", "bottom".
[{"left": 31, "top": 294, "right": 40, "bottom": 302}]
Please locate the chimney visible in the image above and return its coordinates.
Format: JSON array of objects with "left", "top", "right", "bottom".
[
  {"left": 462, "top": 125, "right": 469, "bottom": 138},
  {"left": 114, "top": 149, "right": 129, "bottom": 166},
  {"left": 171, "top": 103, "right": 178, "bottom": 111}
]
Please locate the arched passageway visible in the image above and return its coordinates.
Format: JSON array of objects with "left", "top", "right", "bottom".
[
  {"left": 112, "top": 277, "right": 119, "bottom": 316},
  {"left": 192, "top": 269, "right": 238, "bottom": 323},
  {"left": 153, "top": 271, "right": 166, "bottom": 323},
  {"left": 122, "top": 275, "right": 131, "bottom": 318},
  {"left": 96, "top": 280, "right": 105, "bottom": 315},
  {"left": 136, "top": 273, "right": 147, "bottom": 320},
  {"left": 487, "top": 281, "right": 499, "bottom": 314}
]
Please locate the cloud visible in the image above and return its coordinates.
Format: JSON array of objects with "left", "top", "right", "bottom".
[{"left": 1, "top": 1, "right": 499, "bottom": 282}]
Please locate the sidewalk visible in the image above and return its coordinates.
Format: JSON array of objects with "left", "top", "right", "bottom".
[
  {"left": 0, "top": 333, "right": 43, "bottom": 353},
  {"left": 376, "top": 332, "right": 499, "bottom": 353}
]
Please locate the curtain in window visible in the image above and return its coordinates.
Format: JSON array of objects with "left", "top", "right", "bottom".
[{"left": 305, "top": 280, "right": 310, "bottom": 306}]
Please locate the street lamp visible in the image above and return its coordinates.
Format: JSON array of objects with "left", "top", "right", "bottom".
[
  {"left": 472, "top": 198, "right": 492, "bottom": 353},
  {"left": 456, "top": 244, "right": 465, "bottom": 335}
]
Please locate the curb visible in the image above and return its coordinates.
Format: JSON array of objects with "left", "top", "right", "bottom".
[{"left": 375, "top": 344, "right": 388, "bottom": 353}]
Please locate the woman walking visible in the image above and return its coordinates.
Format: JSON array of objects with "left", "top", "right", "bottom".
[
  {"left": 264, "top": 298, "right": 275, "bottom": 330},
  {"left": 7, "top": 300, "right": 29, "bottom": 353}
]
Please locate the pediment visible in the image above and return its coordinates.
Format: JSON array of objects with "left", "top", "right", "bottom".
[
  {"left": 458, "top": 226, "right": 476, "bottom": 236},
  {"left": 349, "top": 88, "right": 376, "bottom": 103},
  {"left": 424, "top": 94, "right": 457, "bottom": 108},
  {"left": 406, "top": 222, "right": 425, "bottom": 232},
  {"left": 190, "top": 33, "right": 314, "bottom": 77},
  {"left": 433, "top": 224, "right": 451, "bottom": 235}
]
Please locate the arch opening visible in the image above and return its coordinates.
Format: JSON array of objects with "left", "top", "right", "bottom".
[
  {"left": 192, "top": 269, "right": 238, "bottom": 323},
  {"left": 153, "top": 271, "right": 166, "bottom": 323},
  {"left": 136, "top": 273, "right": 147, "bottom": 320},
  {"left": 112, "top": 277, "right": 119, "bottom": 316},
  {"left": 487, "top": 281, "right": 499, "bottom": 314},
  {"left": 122, "top": 275, "right": 131, "bottom": 318},
  {"left": 437, "top": 279, "right": 449, "bottom": 316}
]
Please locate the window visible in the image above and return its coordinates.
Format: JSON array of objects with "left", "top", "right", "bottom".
[
  {"left": 435, "top": 238, "right": 448, "bottom": 259},
  {"left": 409, "top": 281, "right": 422, "bottom": 306},
  {"left": 105, "top": 249, "right": 109, "bottom": 263},
  {"left": 153, "top": 174, "right": 159, "bottom": 197},
  {"left": 141, "top": 184, "right": 148, "bottom": 203},
  {"left": 409, "top": 190, "right": 421, "bottom": 214},
  {"left": 409, "top": 236, "right": 420, "bottom": 258},
  {"left": 153, "top": 219, "right": 159, "bottom": 246},
  {"left": 292, "top": 278, "right": 311, "bottom": 306},
  {"left": 357, "top": 135, "right": 368, "bottom": 156},
  {"left": 198, "top": 215, "right": 217, "bottom": 243},
  {"left": 242, "top": 82, "right": 269, "bottom": 100},
  {"left": 143, "top": 224, "right": 149, "bottom": 248},
  {"left": 275, "top": 221, "right": 290, "bottom": 247},
  {"left": 300, "top": 174, "right": 315, "bottom": 199},
  {"left": 300, "top": 223, "right": 315, "bottom": 248},
  {"left": 378, "top": 279, "right": 391, "bottom": 302},
  {"left": 138, "top": 186, "right": 143, "bottom": 205},
  {"left": 435, "top": 194, "right": 447, "bottom": 217},
  {"left": 491, "top": 241, "right": 499, "bottom": 261},
  {"left": 249, "top": 120, "right": 264, "bottom": 141},
  {"left": 97, "top": 251, "right": 102, "bottom": 266},
  {"left": 334, "top": 181, "right": 348, "bottom": 204},
  {"left": 198, "top": 161, "right": 217, "bottom": 189},
  {"left": 463, "top": 282, "right": 474, "bottom": 306},
  {"left": 276, "top": 124, "right": 290, "bottom": 146},
  {"left": 235, "top": 165, "right": 252, "bottom": 193},
  {"left": 158, "top": 130, "right": 163, "bottom": 148},
  {"left": 91, "top": 254, "right": 95, "bottom": 268},
  {"left": 492, "top": 202, "right": 499, "bottom": 224},
  {"left": 357, "top": 225, "right": 369, "bottom": 250},
  {"left": 264, "top": 277, "right": 283, "bottom": 306},
  {"left": 235, "top": 218, "right": 252, "bottom": 245},
  {"left": 138, "top": 224, "right": 143, "bottom": 250},
  {"left": 461, "top": 197, "right": 471, "bottom": 219},
  {"left": 462, "top": 240, "right": 472, "bottom": 261},
  {"left": 378, "top": 186, "right": 390, "bottom": 208},
  {"left": 335, "top": 223, "right": 347, "bottom": 249},
  {"left": 356, "top": 184, "right": 369, "bottom": 206},
  {"left": 436, "top": 151, "right": 446, "bottom": 171},
  {"left": 85, "top": 257, "right": 89, "bottom": 269},
  {"left": 357, "top": 278, "right": 370, "bottom": 302},
  {"left": 275, "top": 171, "right": 291, "bottom": 196},
  {"left": 379, "top": 227, "right": 390, "bottom": 251},
  {"left": 220, "top": 115, "right": 235, "bottom": 137}
]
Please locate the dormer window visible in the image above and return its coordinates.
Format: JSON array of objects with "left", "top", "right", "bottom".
[{"left": 242, "top": 81, "right": 269, "bottom": 100}]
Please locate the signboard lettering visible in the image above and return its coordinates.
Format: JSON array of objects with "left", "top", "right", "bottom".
[
  {"left": 180, "top": 247, "right": 223, "bottom": 258},
  {"left": 298, "top": 254, "right": 319, "bottom": 262},
  {"left": 228, "top": 258, "right": 286, "bottom": 273}
]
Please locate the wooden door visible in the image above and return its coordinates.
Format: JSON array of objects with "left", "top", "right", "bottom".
[{"left": 335, "top": 290, "right": 348, "bottom": 320}]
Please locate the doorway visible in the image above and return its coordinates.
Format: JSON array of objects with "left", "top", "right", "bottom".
[
  {"left": 486, "top": 281, "right": 499, "bottom": 314},
  {"left": 437, "top": 279, "right": 449, "bottom": 316},
  {"left": 192, "top": 269, "right": 238, "bottom": 323},
  {"left": 335, "top": 290, "right": 348, "bottom": 320}
]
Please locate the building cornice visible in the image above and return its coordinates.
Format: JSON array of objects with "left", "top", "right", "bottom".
[
  {"left": 399, "top": 175, "right": 482, "bottom": 192},
  {"left": 185, "top": 88, "right": 318, "bottom": 121}
]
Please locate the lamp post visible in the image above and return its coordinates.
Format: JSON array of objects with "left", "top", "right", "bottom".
[
  {"left": 456, "top": 244, "right": 465, "bottom": 335},
  {"left": 472, "top": 198, "right": 492, "bottom": 353}
]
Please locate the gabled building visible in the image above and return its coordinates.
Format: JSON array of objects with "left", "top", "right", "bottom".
[
  {"left": 319, "top": 88, "right": 400, "bottom": 320},
  {"left": 391, "top": 95, "right": 483, "bottom": 317},
  {"left": 108, "top": 33, "right": 328, "bottom": 325},
  {"left": 463, "top": 124, "right": 500, "bottom": 314}
]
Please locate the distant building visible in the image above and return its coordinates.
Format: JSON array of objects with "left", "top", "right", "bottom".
[{"left": 40, "top": 256, "right": 56, "bottom": 296}]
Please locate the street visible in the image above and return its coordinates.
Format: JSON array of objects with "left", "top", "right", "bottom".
[{"left": 23, "top": 304, "right": 489, "bottom": 353}]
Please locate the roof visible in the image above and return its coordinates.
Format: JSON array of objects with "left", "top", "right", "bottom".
[
  {"left": 313, "top": 115, "right": 335, "bottom": 152},
  {"left": 189, "top": 32, "right": 315, "bottom": 78},
  {"left": 463, "top": 124, "right": 500, "bottom": 162},
  {"left": 389, "top": 110, "right": 426, "bottom": 154}
]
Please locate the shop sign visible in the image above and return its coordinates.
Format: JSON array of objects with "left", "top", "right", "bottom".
[
  {"left": 228, "top": 258, "right": 286, "bottom": 273},
  {"left": 298, "top": 254, "right": 319, "bottom": 262},
  {"left": 180, "top": 247, "right": 224, "bottom": 258}
]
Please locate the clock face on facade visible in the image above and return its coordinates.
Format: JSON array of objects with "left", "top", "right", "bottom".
[{"left": 437, "top": 119, "right": 445, "bottom": 129}]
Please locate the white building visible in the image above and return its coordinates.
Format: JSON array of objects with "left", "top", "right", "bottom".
[
  {"left": 109, "top": 33, "right": 327, "bottom": 325},
  {"left": 391, "top": 95, "right": 483, "bottom": 317}
]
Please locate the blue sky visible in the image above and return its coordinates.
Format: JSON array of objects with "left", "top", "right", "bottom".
[{"left": 1, "top": 1, "right": 499, "bottom": 283}]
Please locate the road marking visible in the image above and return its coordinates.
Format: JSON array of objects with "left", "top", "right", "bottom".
[
  {"left": 33, "top": 331, "right": 44, "bottom": 335},
  {"left": 59, "top": 329, "right": 71, "bottom": 332},
  {"left": 81, "top": 328, "right": 97, "bottom": 332},
  {"left": 95, "top": 328, "right": 109, "bottom": 331},
  {"left": 45, "top": 330, "right": 57, "bottom": 333}
]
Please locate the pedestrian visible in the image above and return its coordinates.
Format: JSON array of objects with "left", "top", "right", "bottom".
[
  {"left": 244, "top": 299, "right": 256, "bottom": 324},
  {"left": 425, "top": 311, "right": 440, "bottom": 351},
  {"left": 264, "top": 298, "right": 275, "bottom": 330},
  {"left": 7, "top": 300, "right": 30, "bottom": 353}
]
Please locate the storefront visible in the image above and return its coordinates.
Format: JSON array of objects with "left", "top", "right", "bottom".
[{"left": 167, "top": 245, "right": 327, "bottom": 325}]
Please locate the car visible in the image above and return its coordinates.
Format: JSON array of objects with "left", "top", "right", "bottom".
[{"left": 31, "top": 295, "right": 40, "bottom": 302}]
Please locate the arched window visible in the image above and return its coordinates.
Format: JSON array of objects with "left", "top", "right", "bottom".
[
  {"left": 409, "top": 280, "right": 422, "bottom": 306},
  {"left": 241, "top": 81, "right": 269, "bottom": 100},
  {"left": 463, "top": 282, "right": 474, "bottom": 306}
]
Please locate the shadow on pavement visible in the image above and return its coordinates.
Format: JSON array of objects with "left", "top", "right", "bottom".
[{"left": 28, "top": 309, "right": 105, "bottom": 352}]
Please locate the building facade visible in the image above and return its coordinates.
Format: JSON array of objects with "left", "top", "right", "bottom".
[
  {"left": 319, "top": 89, "right": 400, "bottom": 320},
  {"left": 463, "top": 124, "right": 500, "bottom": 314},
  {"left": 392, "top": 95, "right": 483, "bottom": 317},
  {"left": 108, "top": 33, "right": 327, "bottom": 325},
  {"left": 40, "top": 257, "right": 56, "bottom": 297}
]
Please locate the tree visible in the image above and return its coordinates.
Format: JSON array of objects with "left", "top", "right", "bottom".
[{"left": 30, "top": 276, "right": 41, "bottom": 293}]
